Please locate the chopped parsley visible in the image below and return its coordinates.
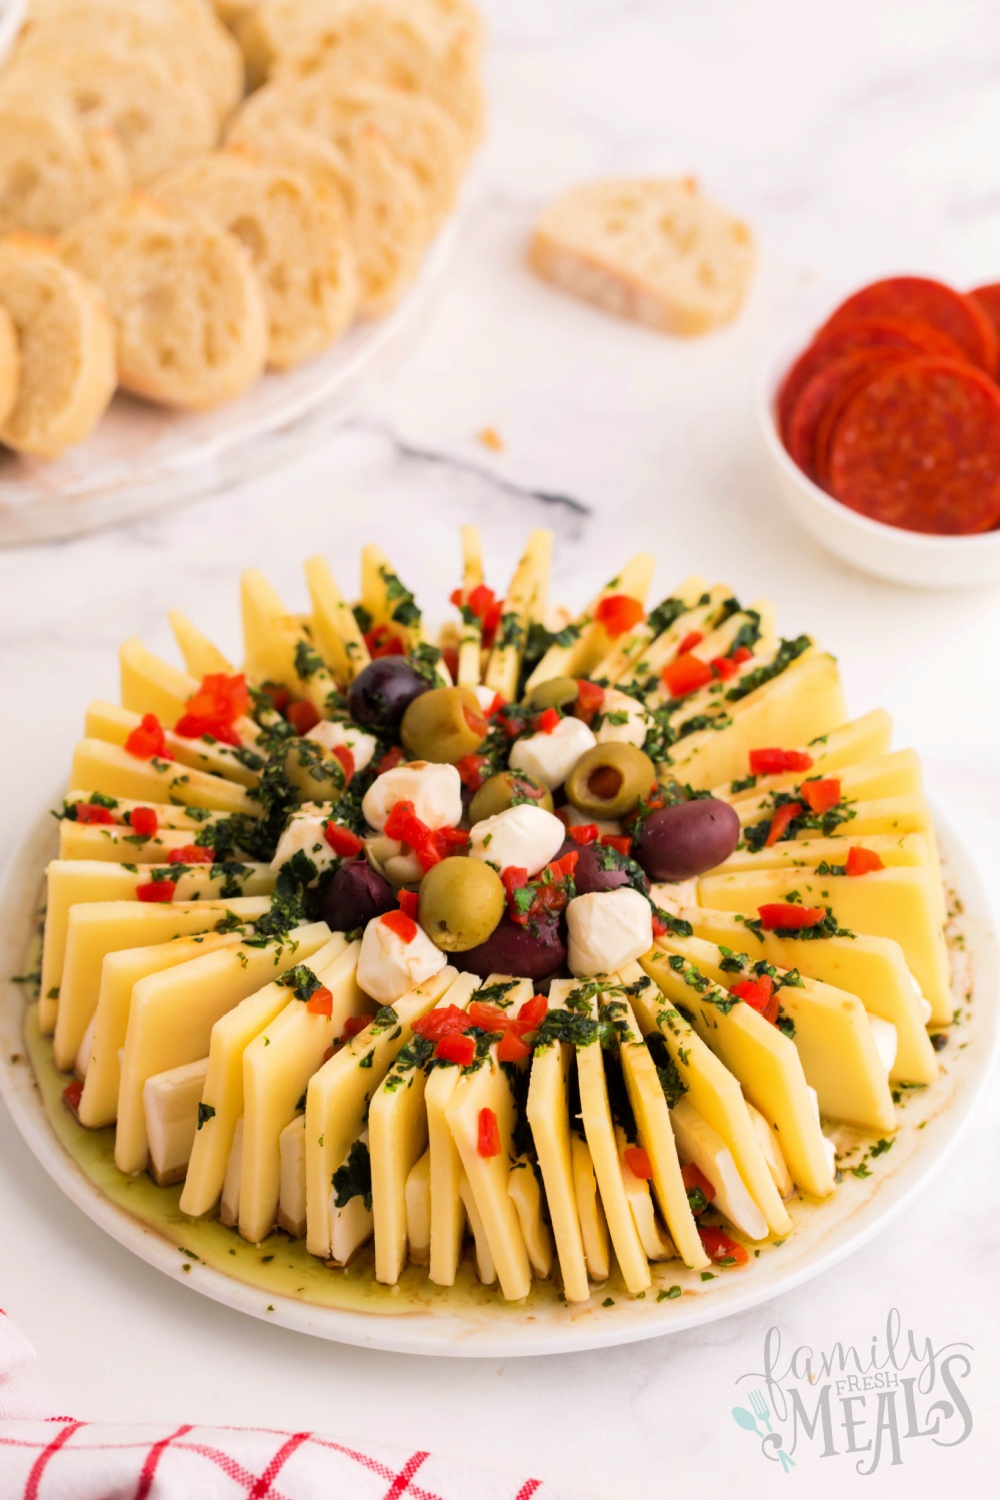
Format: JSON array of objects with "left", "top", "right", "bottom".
[{"left": 332, "top": 1138, "right": 372, "bottom": 1211}]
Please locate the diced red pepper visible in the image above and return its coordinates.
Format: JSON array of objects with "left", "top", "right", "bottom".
[
  {"left": 573, "top": 679, "right": 605, "bottom": 728},
  {"left": 342, "top": 1015, "right": 371, "bottom": 1040},
  {"left": 436, "top": 826, "right": 470, "bottom": 852},
  {"left": 514, "top": 993, "right": 548, "bottom": 1034},
  {"left": 324, "top": 822, "right": 364, "bottom": 858},
  {"left": 624, "top": 1146, "right": 654, "bottom": 1180},
  {"left": 549, "top": 850, "right": 579, "bottom": 880},
  {"left": 681, "top": 1162, "right": 716, "bottom": 1205},
  {"left": 382, "top": 909, "right": 418, "bottom": 944},
  {"left": 136, "top": 879, "right": 176, "bottom": 903},
  {"left": 167, "top": 844, "right": 214, "bottom": 864},
  {"left": 845, "top": 846, "right": 885, "bottom": 876},
  {"left": 678, "top": 630, "right": 704, "bottom": 654},
  {"left": 412, "top": 1005, "right": 471, "bottom": 1041},
  {"left": 710, "top": 655, "right": 739, "bottom": 681},
  {"left": 467, "top": 1000, "right": 511, "bottom": 1032},
  {"left": 477, "top": 1106, "right": 501, "bottom": 1157},
  {"left": 801, "top": 778, "right": 841, "bottom": 814},
  {"left": 175, "top": 672, "right": 248, "bottom": 744},
  {"left": 662, "top": 653, "right": 713, "bottom": 698},
  {"left": 463, "top": 702, "right": 489, "bottom": 739},
  {"left": 536, "top": 706, "right": 561, "bottom": 734},
  {"left": 749, "top": 747, "right": 814, "bottom": 776},
  {"left": 376, "top": 745, "right": 406, "bottom": 776},
  {"left": 364, "top": 624, "right": 406, "bottom": 658},
  {"left": 758, "top": 902, "right": 826, "bottom": 931},
  {"left": 765, "top": 802, "right": 802, "bottom": 847},
  {"left": 331, "top": 744, "right": 355, "bottom": 784},
  {"left": 600, "top": 833, "right": 632, "bottom": 856},
  {"left": 455, "top": 753, "right": 489, "bottom": 792},
  {"left": 498, "top": 709, "right": 528, "bottom": 740},
  {"left": 435, "top": 1033, "right": 476, "bottom": 1066},
  {"left": 729, "top": 972, "right": 779, "bottom": 1025},
  {"left": 260, "top": 682, "right": 291, "bottom": 713},
  {"left": 502, "top": 866, "right": 530, "bottom": 909},
  {"left": 74, "top": 803, "right": 115, "bottom": 825},
  {"left": 442, "top": 646, "right": 460, "bottom": 682},
  {"left": 699, "top": 1225, "right": 749, "bottom": 1266},
  {"left": 286, "top": 699, "right": 320, "bottom": 735},
  {"left": 124, "top": 713, "right": 171, "bottom": 761},
  {"left": 651, "top": 912, "right": 669, "bottom": 939},
  {"left": 569, "top": 823, "right": 599, "bottom": 845},
  {"left": 62, "top": 1079, "right": 83, "bottom": 1116},
  {"left": 731, "top": 646, "right": 753, "bottom": 665},
  {"left": 456, "top": 583, "right": 504, "bottom": 649},
  {"left": 130, "top": 806, "right": 158, "bottom": 838},
  {"left": 397, "top": 888, "right": 420, "bottom": 921},
  {"left": 497, "top": 1030, "right": 531, "bottom": 1063},
  {"left": 595, "top": 594, "right": 645, "bottom": 639},
  {"left": 306, "top": 985, "right": 333, "bottom": 1017}
]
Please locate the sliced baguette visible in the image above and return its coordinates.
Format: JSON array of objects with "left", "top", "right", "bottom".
[
  {"left": 0, "top": 302, "right": 19, "bottom": 431},
  {"left": 530, "top": 177, "right": 755, "bottom": 337},
  {"left": 0, "top": 47, "right": 219, "bottom": 186},
  {"left": 230, "top": 76, "right": 463, "bottom": 233},
  {"left": 0, "top": 99, "right": 129, "bottom": 236},
  {"left": 225, "top": 118, "right": 427, "bottom": 316},
  {"left": 16, "top": 0, "right": 245, "bottom": 124},
  {"left": 0, "top": 234, "right": 116, "bottom": 458},
  {"left": 154, "top": 150, "right": 358, "bottom": 369},
  {"left": 61, "top": 195, "right": 267, "bottom": 409}
]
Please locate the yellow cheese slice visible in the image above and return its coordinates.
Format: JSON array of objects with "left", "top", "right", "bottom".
[
  {"left": 570, "top": 1134, "right": 610, "bottom": 1281},
  {"left": 84, "top": 702, "right": 259, "bottom": 788},
  {"left": 180, "top": 933, "right": 349, "bottom": 1218},
  {"left": 40, "top": 861, "right": 274, "bottom": 1033},
  {"left": 220, "top": 1115, "right": 244, "bottom": 1226},
  {"left": 62, "top": 793, "right": 231, "bottom": 833},
  {"left": 526, "top": 999, "right": 590, "bottom": 1303},
  {"left": 588, "top": 574, "right": 708, "bottom": 686},
  {"left": 524, "top": 552, "right": 654, "bottom": 691},
  {"left": 638, "top": 946, "right": 835, "bottom": 1198},
  {"left": 238, "top": 940, "right": 368, "bottom": 1245},
  {"left": 571, "top": 984, "right": 651, "bottom": 1294},
  {"left": 115, "top": 923, "right": 330, "bottom": 1175},
  {"left": 459, "top": 1172, "right": 496, "bottom": 1285},
  {"left": 241, "top": 568, "right": 339, "bottom": 712},
  {"left": 143, "top": 1057, "right": 209, "bottom": 1187},
  {"left": 70, "top": 739, "right": 259, "bottom": 815},
  {"left": 605, "top": 584, "right": 735, "bottom": 693},
  {"left": 425, "top": 976, "right": 481, "bottom": 1287},
  {"left": 359, "top": 544, "right": 429, "bottom": 655},
  {"left": 405, "top": 1148, "right": 432, "bottom": 1266},
  {"left": 304, "top": 555, "right": 371, "bottom": 684},
  {"left": 168, "top": 609, "right": 235, "bottom": 679},
  {"left": 508, "top": 1158, "right": 553, "bottom": 1280},
  {"left": 715, "top": 710, "right": 895, "bottom": 803},
  {"left": 305, "top": 967, "right": 456, "bottom": 1259},
  {"left": 643, "top": 601, "right": 777, "bottom": 715},
  {"left": 328, "top": 1129, "right": 374, "bottom": 1265},
  {"left": 53, "top": 895, "right": 268, "bottom": 1071},
  {"left": 455, "top": 524, "right": 485, "bottom": 689},
  {"left": 698, "top": 864, "right": 951, "bottom": 1023},
  {"left": 716, "top": 830, "right": 939, "bottom": 914},
  {"left": 628, "top": 979, "right": 792, "bottom": 1238},
  {"left": 58, "top": 824, "right": 223, "bottom": 865},
  {"left": 120, "top": 636, "right": 198, "bottom": 724},
  {"left": 681, "top": 906, "right": 937, "bottom": 1085},
  {"left": 615, "top": 1125, "right": 675, "bottom": 1259},
  {"left": 485, "top": 530, "right": 552, "bottom": 701},
  {"left": 369, "top": 972, "right": 481, "bottom": 1286},
  {"left": 730, "top": 751, "right": 923, "bottom": 824},
  {"left": 278, "top": 1114, "right": 307, "bottom": 1238},
  {"left": 667, "top": 650, "right": 848, "bottom": 790}
]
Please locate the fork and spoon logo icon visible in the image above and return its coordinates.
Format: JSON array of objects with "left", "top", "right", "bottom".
[{"left": 732, "top": 1389, "right": 796, "bottom": 1472}]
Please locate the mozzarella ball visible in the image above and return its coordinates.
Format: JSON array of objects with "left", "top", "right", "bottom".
[
  {"left": 306, "top": 718, "right": 378, "bottom": 773},
  {"left": 357, "top": 912, "right": 447, "bottom": 1003},
  {"left": 509, "top": 716, "right": 597, "bottom": 791},
  {"left": 270, "top": 805, "right": 336, "bottom": 877},
  {"left": 362, "top": 760, "right": 462, "bottom": 833},
  {"left": 867, "top": 1014, "right": 898, "bottom": 1075},
  {"left": 364, "top": 835, "right": 424, "bottom": 886},
  {"left": 469, "top": 803, "right": 566, "bottom": 877},
  {"left": 595, "top": 687, "right": 650, "bottom": 749},
  {"left": 566, "top": 888, "right": 653, "bottom": 977}
]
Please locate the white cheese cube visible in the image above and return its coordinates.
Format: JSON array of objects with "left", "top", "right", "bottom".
[
  {"left": 908, "top": 968, "right": 933, "bottom": 1025},
  {"left": 807, "top": 1086, "right": 839, "bottom": 1178},
  {"left": 278, "top": 1114, "right": 307, "bottom": 1239},
  {"left": 469, "top": 803, "right": 566, "bottom": 876},
  {"left": 670, "top": 1097, "right": 768, "bottom": 1240},
  {"left": 329, "top": 1129, "right": 373, "bottom": 1265},
  {"left": 142, "top": 1056, "right": 209, "bottom": 1189},
  {"left": 508, "top": 1157, "right": 553, "bottom": 1279},
  {"left": 867, "top": 1014, "right": 898, "bottom": 1075},
  {"left": 509, "top": 716, "right": 597, "bottom": 791},
  {"left": 270, "top": 804, "right": 337, "bottom": 876},
  {"left": 595, "top": 688, "right": 650, "bottom": 749},
  {"left": 746, "top": 1102, "right": 794, "bottom": 1200},
  {"left": 566, "top": 888, "right": 653, "bottom": 977},
  {"left": 357, "top": 912, "right": 447, "bottom": 1003},
  {"left": 362, "top": 761, "right": 462, "bottom": 833},
  {"left": 306, "top": 718, "right": 378, "bottom": 773}
]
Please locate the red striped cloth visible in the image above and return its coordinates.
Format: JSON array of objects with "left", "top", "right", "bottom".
[{"left": 0, "top": 1312, "right": 593, "bottom": 1500}]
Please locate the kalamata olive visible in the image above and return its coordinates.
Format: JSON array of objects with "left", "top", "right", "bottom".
[
  {"left": 460, "top": 910, "right": 566, "bottom": 981},
  {"left": 634, "top": 798, "right": 740, "bottom": 882},
  {"left": 418, "top": 857, "right": 505, "bottom": 951},
  {"left": 347, "top": 656, "right": 430, "bottom": 735},
  {"left": 570, "top": 841, "right": 647, "bottom": 895},
  {"left": 321, "top": 858, "right": 396, "bottom": 931}
]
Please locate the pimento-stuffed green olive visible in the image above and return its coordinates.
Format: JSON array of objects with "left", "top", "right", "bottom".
[
  {"left": 400, "top": 686, "right": 489, "bottom": 764},
  {"left": 468, "top": 770, "right": 554, "bottom": 824},
  {"left": 524, "top": 676, "right": 579, "bottom": 712},
  {"left": 418, "top": 856, "right": 505, "bottom": 951},
  {"left": 564, "top": 742, "right": 656, "bottom": 819}
]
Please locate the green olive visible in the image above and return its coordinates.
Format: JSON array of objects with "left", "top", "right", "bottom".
[
  {"left": 418, "top": 857, "right": 505, "bottom": 951},
  {"left": 400, "top": 685, "right": 488, "bottom": 764},
  {"left": 524, "top": 676, "right": 578, "bottom": 712},
  {"left": 468, "top": 770, "right": 554, "bottom": 824},
  {"left": 282, "top": 739, "right": 347, "bottom": 804},
  {"left": 564, "top": 742, "right": 656, "bottom": 818}
]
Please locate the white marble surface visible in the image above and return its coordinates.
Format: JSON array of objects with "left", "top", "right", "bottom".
[{"left": 1, "top": 1, "right": 1000, "bottom": 1494}]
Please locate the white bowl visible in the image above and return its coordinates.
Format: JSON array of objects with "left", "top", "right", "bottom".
[
  {"left": 0, "top": 0, "right": 25, "bottom": 66},
  {"left": 757, "top": 332, "right": 1000, "bottom": 589}
]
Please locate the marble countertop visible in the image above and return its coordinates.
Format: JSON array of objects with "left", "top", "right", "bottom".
[{"left": 1, "top": 1, "right": 999, "bottom": 1494}]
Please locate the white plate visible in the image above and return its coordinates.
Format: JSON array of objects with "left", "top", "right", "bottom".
[
  {"left": 0, "top": 219, "right": 458, "bottom": 548},
  {"left": 0, "top": 0, "right": 25, "bottom": 67},
  {"left": 0, "top": 791, "right": 995, "bottom": 1357}
]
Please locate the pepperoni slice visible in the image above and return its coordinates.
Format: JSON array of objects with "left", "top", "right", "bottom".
[
  {"left": 828, "top": 357, "right": 1000, "bottom": 534},
  {"left": 776, "top": 317, "right": 964, "bottom": 441},
  {"left": 785, "top": 349, "right": 905, "bottom": 484},
  {"left": 822, "top": 277, "right": 998, "bottom": 374},
  {"left": 969, "top": 284, "right": 1000, "bottom": 341}
]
